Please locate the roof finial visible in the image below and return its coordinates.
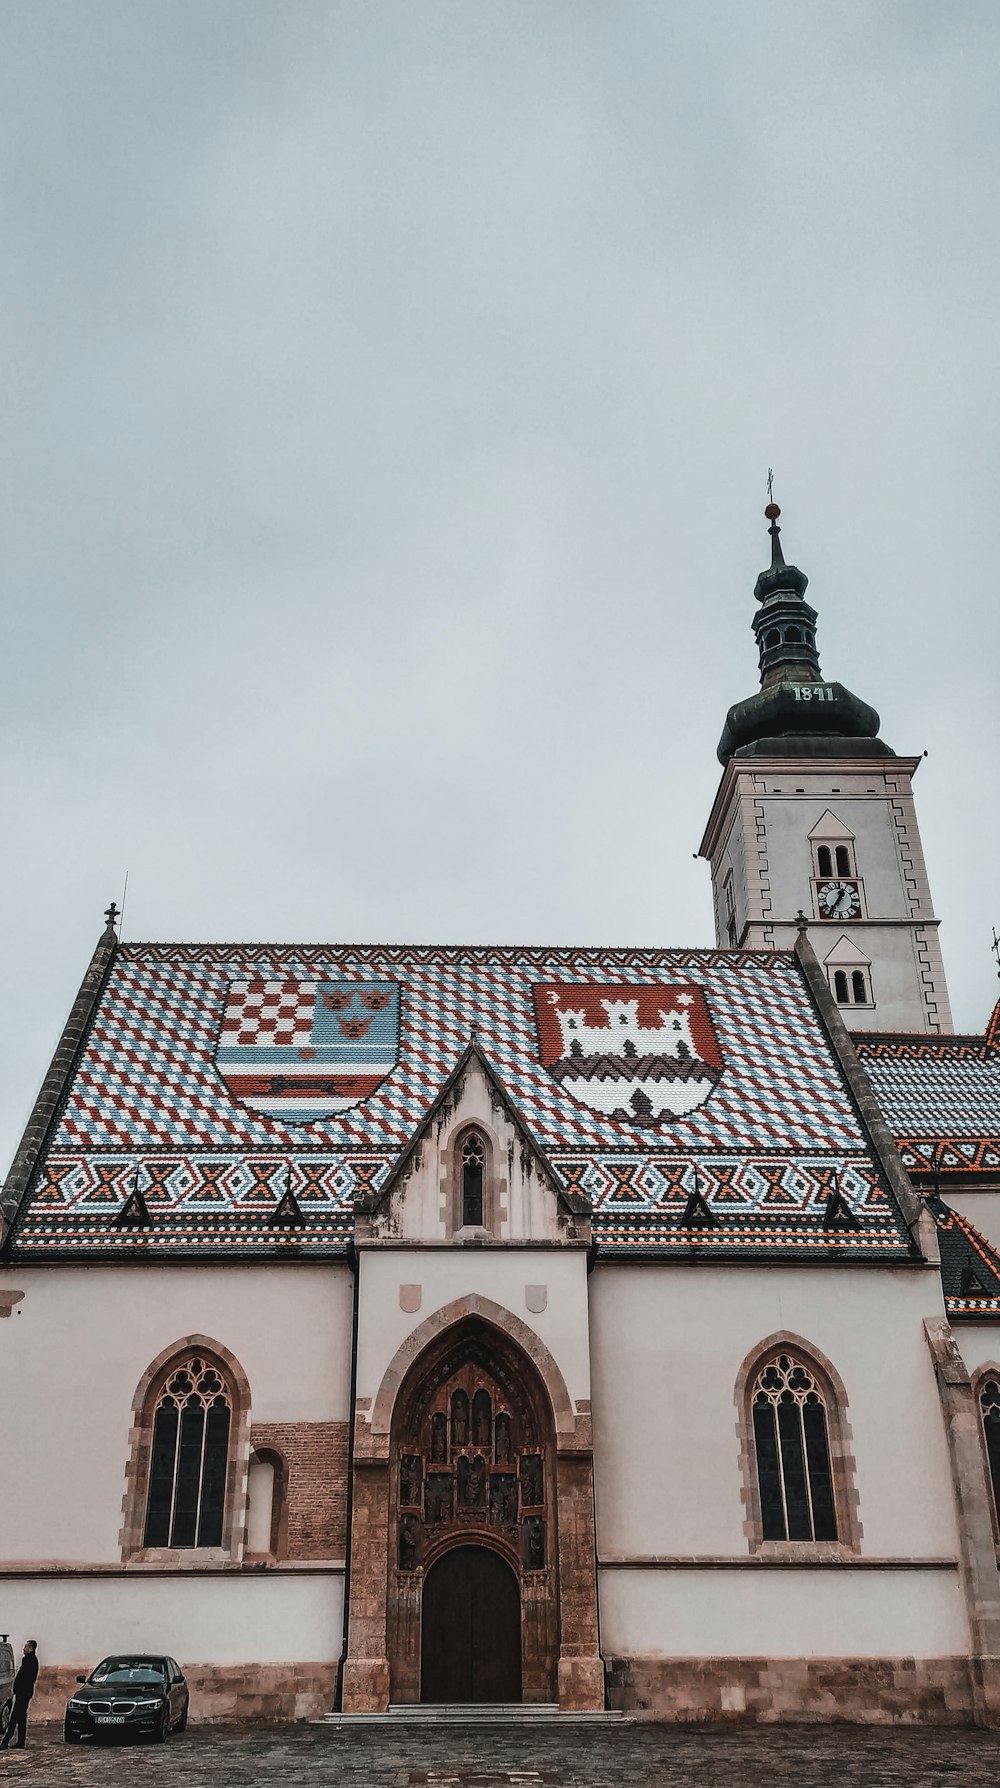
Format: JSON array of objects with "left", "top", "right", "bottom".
[
  {"left": 764, "top": 471, "right": 784, "bottom": 570},
  {"left": 104, "top": 901, "right": 120, "bottom": 934},
  {"left": 991, "top": 925, "right": 1000, "bottom": 981}
]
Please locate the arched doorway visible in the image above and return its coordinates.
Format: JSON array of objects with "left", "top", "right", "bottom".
[
  {"left": 421, "top": 1545, "right": 521, "bottom": 1703},
  {"left": 386, "top": 1315, "right": 557, "bottom": 1704}
]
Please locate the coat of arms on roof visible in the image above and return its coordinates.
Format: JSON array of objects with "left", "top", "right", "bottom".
[
  {"left": 214, "top": 976, "right": 400, "bottom": 1123},
  {"left": 532, "top": 983, "right": 723, "bottom": 1127}
]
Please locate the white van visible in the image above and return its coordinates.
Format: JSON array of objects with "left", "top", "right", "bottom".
[{"left": 0, "top": 1635, "right": 14, "bottom": 1738}]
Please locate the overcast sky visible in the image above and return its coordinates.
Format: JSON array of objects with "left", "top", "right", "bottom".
[{"left": 2, "top": 1, "right": 999, "bottom": 1167}]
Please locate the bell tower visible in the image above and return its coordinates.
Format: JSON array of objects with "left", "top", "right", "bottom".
[{"left": 698, "top": 499, "right": 952, "bottom": 1033}]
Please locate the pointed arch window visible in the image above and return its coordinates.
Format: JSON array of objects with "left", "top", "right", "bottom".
[
  {"left": 751, "top": 1353, "right": 838, "bottom": 1542},
  {"left": 143, "top": 1355, "right": 233, "bottom": 1549},
  {"left": 978, "top": 1377, "right": 1000, "bottom": 1533},
  {"left": 461, "top": 1131, "right": 486, "bottom": 1227}
]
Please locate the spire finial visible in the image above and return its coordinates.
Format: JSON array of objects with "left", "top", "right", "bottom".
[
  {"left": 991, "top": 925, "right": 1000, "bottom": 981},
  {"left": 104, "top": 901, "right": 119, "bottom": 933},
  {"left": 764, "top": 472, "right": 784, "bottom": 571}
]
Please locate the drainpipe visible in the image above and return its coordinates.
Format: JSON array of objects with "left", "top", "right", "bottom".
[{"left": 333, "top": 1239, "right": 360, "bottom": 1713}]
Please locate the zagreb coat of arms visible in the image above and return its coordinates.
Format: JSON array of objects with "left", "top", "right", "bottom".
[
  {"left": 215, "top": 976, "right": 399, "bottom": 1122},
  {"left": 533, "top": 982, "right": 723, "bottom": 1126}
]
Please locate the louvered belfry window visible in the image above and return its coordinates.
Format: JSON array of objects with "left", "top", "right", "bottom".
[
  {"left": 752, "top": 1354, "right": 838, "bottom": 1542},
  {"left": 144, "top": 1356, "right": 232, "bottom": 1548}
]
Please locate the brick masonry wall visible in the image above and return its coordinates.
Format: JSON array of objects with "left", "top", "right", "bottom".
[
  {"left": 250, "top": 1422, "right": 349, "bottom": 1560},
  {"left": 605, "top": 1655, "right": 975, "bottom": 1724}
]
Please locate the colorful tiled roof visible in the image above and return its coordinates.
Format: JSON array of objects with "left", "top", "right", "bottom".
[
  {"left": 853, "top": 1002, "right": 1000, "bottom": 1179},
  {"left": 926, "top": 1194, "right": 1000, "bottom": 1318},
  {"left": 7, "top": 940, "right": 915, "bottom": 1260}
]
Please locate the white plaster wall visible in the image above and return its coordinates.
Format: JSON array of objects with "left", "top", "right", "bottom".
[
  {"left": 0, "top": 1572, "right": 343, "bottom": 1668},
  {"left": 949, "top": 1324, "right": 1000, "bottom": 1379},
  {"left": 590, "top": 1263, "right": 954, "bottom": 1561},
  {"left": 0, "top": 1264, "right": 353, "bottom": 1563},
  {"left": 759, "top": 789, "right": 915, "bottom": 923},
  {"left": 355, "top": 1248, "right": 591, "bottom": 1412},
  {"left": 598, "top": 1565, "right": 966, "bottom": 1658}
]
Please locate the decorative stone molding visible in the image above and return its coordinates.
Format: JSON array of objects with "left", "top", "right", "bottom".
[{"left": 366, "top": 1293, "right": 580, "bottom": 1443}]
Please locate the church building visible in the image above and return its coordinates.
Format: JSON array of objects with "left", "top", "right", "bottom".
[{"left": 3, "top": 505, "right": 1000, "bottom": 1727}]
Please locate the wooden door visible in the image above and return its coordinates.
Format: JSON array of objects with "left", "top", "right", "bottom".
[{"left": 420, "top": 1545, "right": 522, "bottom": 1703}]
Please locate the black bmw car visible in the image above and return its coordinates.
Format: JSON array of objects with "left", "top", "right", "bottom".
[{"left": 64, "top": 1655, "right": 189, "bottom": 1743}]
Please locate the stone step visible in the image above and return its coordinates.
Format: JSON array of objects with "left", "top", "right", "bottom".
[{"left": 322, "top": 1703, "right": 625, "bottom": 1725}]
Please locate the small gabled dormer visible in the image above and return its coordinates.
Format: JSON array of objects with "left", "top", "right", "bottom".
[{"left": 354, "top": 1041, "right": 590, "bottom": 1247}]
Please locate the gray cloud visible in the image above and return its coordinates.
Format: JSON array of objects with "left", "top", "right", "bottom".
[{"left": 2, "top": 1, "right": 999, "bottom": 1160}]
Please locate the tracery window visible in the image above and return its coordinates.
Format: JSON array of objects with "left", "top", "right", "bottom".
[
  {"left": 461, "top": 1131, "right": 486, "bottom": 1227},
  {"left": 751, "top": 1353, "right": 837, "bottom": 1542},
  {"left": 143, "top": 1355, "right": 233, "bottom": 1548},
  {"left": 979, "top": 1378, "right": 1000, "bottom": 1529}
]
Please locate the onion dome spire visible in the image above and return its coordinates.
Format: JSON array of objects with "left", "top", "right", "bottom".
[
  {"left": 752, "top": 500, "right": 820, "bottom": 685},
  {"left": 716, "top": 489, "right": 890, "bottom": 764}
]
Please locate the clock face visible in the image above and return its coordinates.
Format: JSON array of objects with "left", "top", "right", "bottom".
[{"left": 817, "top": 880, "right": 861, "bottom": 920}]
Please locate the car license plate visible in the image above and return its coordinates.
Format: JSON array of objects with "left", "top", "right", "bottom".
[{"left": 96, "top": 1715, "right": 126, "bottom": 1724}]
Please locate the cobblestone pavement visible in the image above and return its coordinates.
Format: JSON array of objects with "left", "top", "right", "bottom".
[{"left": 2, "top": 1721, "right": 1000, "bottom": 1787}]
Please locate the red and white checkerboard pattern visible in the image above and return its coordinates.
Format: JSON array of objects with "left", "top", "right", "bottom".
[{"left": 221, "top": 978, "right": 314, "bottom": 1049}]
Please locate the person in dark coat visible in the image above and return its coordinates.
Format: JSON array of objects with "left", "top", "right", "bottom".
[{"left": 1, "top": 1642, "right": 38, "bottom": 1749}]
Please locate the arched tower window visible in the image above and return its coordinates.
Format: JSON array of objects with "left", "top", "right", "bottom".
[
  {"left": 751, "top": 1353, "right": 837, "bottom": 1542},
  {"left": 833, "top": 970, "right": 849, "bottom": 1004},
  {"left": 461, "top": 1130, "right": 486, "bottom": 1227},
  {"left": 816, "top": 845, "right": 832, "bottom": 878},
  {"left": 835, "top": 843, "right": 853, "bottom": 876},
  {"left": 851, "top": 969, "right": 868, "bottom": 1004},
  {"left": 143, "top": 1354, "right": 233, "bottom": 1549}
]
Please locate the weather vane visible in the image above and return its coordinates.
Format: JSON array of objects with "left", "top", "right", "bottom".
[{"left": 766, "top": 467, "right": 775, "bottom": 505}]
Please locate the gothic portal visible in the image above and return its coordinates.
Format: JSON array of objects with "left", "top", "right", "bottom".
[{"left": 387, "top": 1317, "right": 557, "bottom": 1704}]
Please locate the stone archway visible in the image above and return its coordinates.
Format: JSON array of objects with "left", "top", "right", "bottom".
[
  {"left": 342, "top": 1300, "right": 604, "bottom": 1712},
  {"left": 388, "top": 1315, "right": 558, "bottom": 1703}
]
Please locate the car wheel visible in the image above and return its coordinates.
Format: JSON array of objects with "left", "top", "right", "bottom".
[
  {"left": 64, "top": 1722, "right": 81, "bottom": 1744},
  {"left": 151, "top": 1710, "right": 169, "bottom": 1744},
  {"left": 177, "top": 1704, "right": 188, "bottom": 1733},
  {"left": 0, "top": 1701, "right": 10, "bottom": 1740}
]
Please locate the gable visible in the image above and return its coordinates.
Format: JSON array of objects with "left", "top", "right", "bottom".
[
  {"left": 357, "top": 1050, "right": 580, "bottom": 1246},
  {"left": 808, "top": 809, "right": 856, "bottom": 841},
  {"left": 822, "top": 934, "right": 871, "bottom": 968}
]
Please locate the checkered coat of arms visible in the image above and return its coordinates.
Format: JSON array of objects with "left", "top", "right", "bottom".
[{"left": 215, "top": 976, "right": 400, "bottom": 1122}]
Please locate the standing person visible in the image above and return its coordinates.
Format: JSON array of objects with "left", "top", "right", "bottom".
[{"left": 0, "top": 1642, "right": 38, "bottom": 1750}]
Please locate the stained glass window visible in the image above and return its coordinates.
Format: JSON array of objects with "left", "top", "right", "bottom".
[
  {"left": 143, "top": 1356, "right": 232, "bottom": 1549},
  {"left": 751, "top": 1354, "right": 837, "bottom": 1542}
]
